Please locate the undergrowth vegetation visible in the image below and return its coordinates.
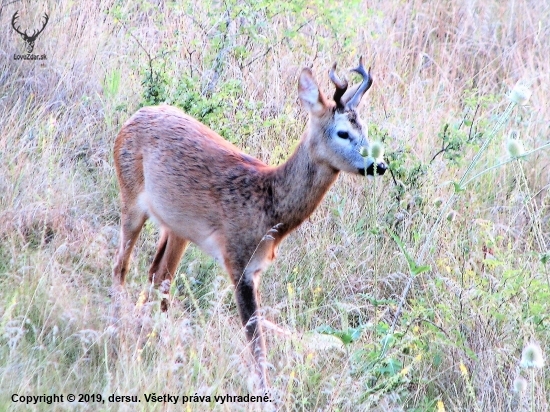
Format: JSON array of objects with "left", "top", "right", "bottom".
[{"left": 0, "top": 0, "right": 549, "bottom": 410}]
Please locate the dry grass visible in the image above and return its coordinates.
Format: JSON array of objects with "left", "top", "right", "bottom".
[{"left": 0, "top": 0, "right": 549, "bottom": 410}]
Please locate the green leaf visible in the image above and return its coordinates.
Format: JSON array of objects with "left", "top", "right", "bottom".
[
  {"left": 388, "top": 229, "right": 431, "bottom": 277},
  {"left": 452, "top": 181, "right": 465, "bottom": 193},
  {"left": 388, "top": 229, "right": 415, "bottom": 269},
  {"left": 380, "top": 333, "right": 395, "bottom": 348},
  {"left": 380, "top": 358, "right": 403, "bottom": 376},
  {"left": 411, "top": 265, "right": 431, "bottom": 276},
  {"left": 317, "top": 325, "right": 366, "bottom": 345},
  {"left": 349, "top": 326, "right": 365, "bottom": 342}
]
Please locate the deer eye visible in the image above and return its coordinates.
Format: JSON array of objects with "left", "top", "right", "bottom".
[{"left": 337, "top": 131, "right": 349, "bottom": 139}]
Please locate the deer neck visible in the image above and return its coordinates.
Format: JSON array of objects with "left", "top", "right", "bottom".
[{"left": 268, "top": 135, "right": 339, "bottom": 232}]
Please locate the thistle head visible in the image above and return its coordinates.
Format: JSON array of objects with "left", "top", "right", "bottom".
[
  {"left": 509, "top": 81, "right": 532, "bottom": 105},
  {"left": 520, "top": 342, "right": 545, "bottom": 369},
  {"left": 369, "top": 141, "right": 384, "bottom": 161},
  {"left": 512, "top": 375, "right": 528, "bottom": 394},
  {"left": 506, "top": 130, "right": 525, "bottom": 158},
  {"left": 446, "top": 210, "right": 457, "bottom": 222}
]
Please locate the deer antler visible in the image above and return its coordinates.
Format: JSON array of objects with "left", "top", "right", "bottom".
[
  {"left": 11, "top": 11, "right": 49, "bottom": 41},
  {"left": 11, "top": 11, "right": 27, "bottom": 37},
  {"left": 344, "top": 56, "right": 373, "bottom": 111},
  {"left": 30, "top": 13, "right": 49, "bottom": 40},
  {"left": 329, "top": 62, "right": 348, "bottom": 110}
]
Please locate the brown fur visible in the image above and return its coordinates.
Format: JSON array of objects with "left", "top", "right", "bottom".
[{"left": 112, "top": 62, "right": 380, "bottom": 389}]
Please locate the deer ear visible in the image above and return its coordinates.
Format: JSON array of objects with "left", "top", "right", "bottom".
[{"left": 298, "top": 68, "right": 326, "bottom": 115}]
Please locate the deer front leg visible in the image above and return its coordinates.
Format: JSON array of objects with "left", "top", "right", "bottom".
[
  {"left": 228, "top": 228, "right": 280, "bottom": 390},
  {"left": 234, "top": 269, "right": 268, "bottom": 390}
]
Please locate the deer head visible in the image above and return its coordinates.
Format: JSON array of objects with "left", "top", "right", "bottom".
[{"left": 299, "top": 56, "right": 386, "bottom": 177}]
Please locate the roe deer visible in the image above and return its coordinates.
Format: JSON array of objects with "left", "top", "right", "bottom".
[{"left": 112, "top": 57, "right": 386, "bottom": 389}]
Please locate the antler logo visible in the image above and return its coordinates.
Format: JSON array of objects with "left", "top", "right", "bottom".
[{"left": 11, "top": 11, "right": 49, "bottom": 54}]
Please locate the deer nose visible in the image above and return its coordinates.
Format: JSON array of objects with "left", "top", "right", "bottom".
[
  {"left": 363, "top": 160, "right": 387, "bottom": 176},
  {"left": 375, "top": 161, "right": 387, "bottom": 175}
]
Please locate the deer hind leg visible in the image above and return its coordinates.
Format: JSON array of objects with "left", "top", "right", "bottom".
[
  {"left": 148, "top": 228, "right": 189, "bottom": 311},
  {"left": 113, "top": 205, "right": 147, "bottom": 286},
  {"left": 111, "top": 204, "right": 147, "bottom": 323}
]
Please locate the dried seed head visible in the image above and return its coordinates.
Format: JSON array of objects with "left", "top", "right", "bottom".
[
  {"left": 507, "top": 138, "right": 525, "bottom": 158},
  {"left": 359, "top": 146, "right": 369, "bottom": 157},
  {"left": 509, "top": 82, "right": 532, "bottom": 105},
  {"left": 513, "top": 375, "right": 528, "bottom": 394},
  {"left": 520, "top": 342, "right": 545, "bottom": 369},
  {"left": 369, "top": 141, "right": 384, "bottom": 161}
]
